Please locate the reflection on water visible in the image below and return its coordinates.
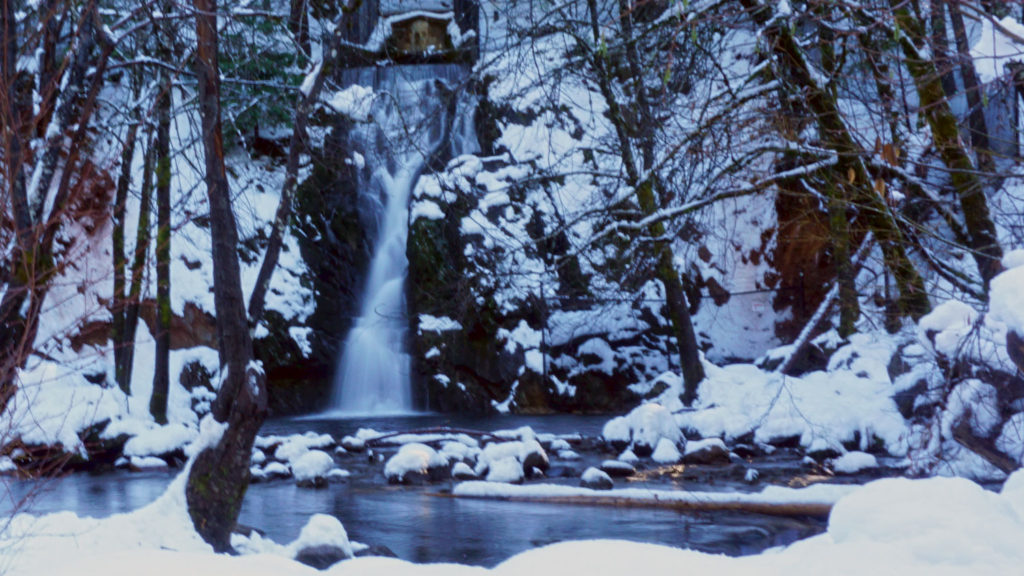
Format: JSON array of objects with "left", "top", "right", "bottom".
[
  {"left": 2, "top": 415, "right": 825, "bottom": 567},
  {"left": 240, "top": 481, "right": 822, "bottom": 566}
]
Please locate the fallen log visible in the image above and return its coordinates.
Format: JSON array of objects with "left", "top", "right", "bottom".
[{"left": 439, "top": 481, "right": 853, "bottom": 519}]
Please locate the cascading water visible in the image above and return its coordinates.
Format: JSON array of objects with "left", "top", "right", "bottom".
[{"left": 329, "top": 64, "right": 471, "bottom": 415}]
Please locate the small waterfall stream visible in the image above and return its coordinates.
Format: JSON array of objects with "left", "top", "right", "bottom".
[{"left": 329, "top": 64, "right": 470, "bottom": 415}]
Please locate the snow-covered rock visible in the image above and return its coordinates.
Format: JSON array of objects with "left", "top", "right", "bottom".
[
  {"left": 832, "top": 451, "right": 878, "bottom": 474},
  {"left": 452, "top": 461, "right": 477, "bottom": 480},
  {"left": 288, "top": 514, "right": 352, "bottom": 569},
  {"left": 292, "top": 450, "right": 335, "bottom": 488},
  {"left": 600, "top": 460, "right": 635, "bottom": 478},
  {"left": 580, "top": 467, "right": 614, "bottom": 490},
  {"left": 682, "top": 438, "right": 730, "bottom": 465},
  {"left": 383, "top": 443, "right": 448, "bottom": 484},
  {"left": 651, "top": 438, "right": 681, "bottom": 464},
  {"left": 602, "top": 403, "right": 683, "bottom": 456},
  {"left": 485, "top": 456, "right": 525, "bottom": 483}
]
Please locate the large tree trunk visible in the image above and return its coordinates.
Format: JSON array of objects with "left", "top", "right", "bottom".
[
  {"left": 186, "top": 0, "right": 268, "bottom": 552},
  {"left": 121, "top": 131, "right": 156, "bottom": 394},
  {"left": 112, "top": 121, "right": 140, "bottom": 394},
  {"left": 151, "top": 69, "right": 172, "bottom": 425}
]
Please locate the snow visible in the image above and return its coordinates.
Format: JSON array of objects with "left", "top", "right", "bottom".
[
  {"left": 418, "top": 314, "right": 463, "bottom": 333},
  {"left": 288, "top": 514, "right": 352, "bottom": 559},
  {"left": 291, "top": 450, "right": 335, "bottom": 482},
  {"left": 989, "top": 254, "right": 1024, "bottom": 334},
  {"left": 383, "top": 443, "right": 447, "bottom": 482},
  {"left": 971, "top": 16, "right": 1024, "bottom": 83},
  {"left": 454, "top": 479, "right": 856, "bottom": 507},
  {"left": 832, "top": 452, "right": 878, "bottom": 474},
  {"left": 484, "top": 457, "right": 523, "bottom": 484},
  {"left": 670, "top": 358, "right": 909, "bottom": 456},
  {"left": 602, "top": 403, "right": 683, "bottom": 451},
  {"left": 410, "top": 200, "right": 445, "bottom": 223},
  {"left": 581, "top": 467, "right": 612, "bottom": 484},
  {"left": 123, "top": 423, "right": 196, "bottom": 457},
  {"left": 326, "top": 84, "right": 374, "bottom": 121},
  {"left": 651, "top": 438, "right": 681, "bottom": 464}
]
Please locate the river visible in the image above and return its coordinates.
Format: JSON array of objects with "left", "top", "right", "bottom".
[{"left": 3, "top": 414, "right": 827, "bottom": 567}]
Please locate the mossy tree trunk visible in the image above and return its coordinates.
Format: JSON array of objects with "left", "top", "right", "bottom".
[
  {"left": 152, "top": 57, "right": 172, "bottom": 425},
  {"left": 112, "top": 119, "right": 140, "bottom": 394},
  {"left": 889, "top": 0, "right": 1003, "bottom": 289},
  {"left": 186, "top": 0, "right": 268, "bottom": 552},
  {"left": 740, "top": 0, "right": 931, "bottom": 320}
]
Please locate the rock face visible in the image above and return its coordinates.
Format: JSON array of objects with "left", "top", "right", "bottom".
[{"left": 270, "top": 121, "right": 371, "bottom": 415}]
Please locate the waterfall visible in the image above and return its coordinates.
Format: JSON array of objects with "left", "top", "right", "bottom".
[{"left": 328, "top": 63, "right": 469, "bottom": 415}]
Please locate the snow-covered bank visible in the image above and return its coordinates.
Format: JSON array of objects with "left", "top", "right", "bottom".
[{"left": 3, "top": 471, "right": 1024, "bottom": 575}]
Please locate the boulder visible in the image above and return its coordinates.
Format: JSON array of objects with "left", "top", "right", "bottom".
[
  {"left": 600, "top": 460, "right": 635, "bottom": 478},
  {"left": 681, "top": 438, "right": 730, "bottom": 465},
  {"left": 580, "top": 467, "right": 614, "bottom": 490},
  {"left": 295, "top": 545, "right": 349, "bottom": 570},
  {"left": 384, "top": 443, "right": 449, "bottom": 484}
]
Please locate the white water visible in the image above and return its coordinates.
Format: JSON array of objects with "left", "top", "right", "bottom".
[{"left": 330, "top": 64, "right": 469, "bottom": 415}]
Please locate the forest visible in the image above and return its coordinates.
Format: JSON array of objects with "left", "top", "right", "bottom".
[{"left": 1, "top": 0, "right": 1024, "bottom": 574}]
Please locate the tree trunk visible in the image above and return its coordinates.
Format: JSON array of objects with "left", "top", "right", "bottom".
[
  {"left": 151, "top": 70, "right": 172, "bottom": 425},
  {"left": 112, "top": 121, "right": 140, "bottom": 394},
  {"left": 122, "top": 131, "right": 156, "bottom": 394},
  {"left": 890, "top": 1, "right": 1003, "bottom": 288},
  {"left": 586, "top": 0, "right": 705, "bottom": 403},
  {"left": 740, "top": 0, "right": 931, "bottom": 319},
  {"left": 186, "top": 0, "right": 268, "bottom": 552},
  {"left": 947, "top": 0, "right": 994, "bottom": 173},
  {"left": 928, "top": 0, "right": 958, "bottom": 99}
]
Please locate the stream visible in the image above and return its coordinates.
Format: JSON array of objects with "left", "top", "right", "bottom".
[{"left": 4, "top": 414, "right": 831, "bottom": 567}]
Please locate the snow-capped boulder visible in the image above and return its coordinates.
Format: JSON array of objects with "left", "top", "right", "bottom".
[
  {"left": 383, "top": 443, "right": 449, "bottom": 484},
  {"left": 580, "top": 467, "right": 613, "bottom": 490},
  {"left": 600, "top": 460, "right": 635, "bottom": 478},
  {"left": 289, "top": 514, "right": 353, "bottom": 570},
  {"left": 681, "top": 438, "right": 730, "bottom": 465},
  {"left": 452, "top": 461, "right": 478, "bottom": 480},
  {"left": 832, "top": 451, "right": 879, "bottom": 474},
  {"left": 486, "top": 456, "right": 524, "bottom": 483},
  {"left": 475, "top": 439, "right": 549, "bottom": 480},
  {"left": 602, "top": 403, "right": 684, "bottom": 457},
  {"left": 293, "top": 450, "right": 335, "bottom": 488},
  {"left": 340, "top": 435, "right": 366, "bottom": 452},
  {"left": 651, "top": 438, "right": 681, "bottom": 464}
]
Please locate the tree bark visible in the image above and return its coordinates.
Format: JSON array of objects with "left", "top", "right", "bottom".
[
  {"left": 112, "top": 121, "right": 140, "bottom": 394},
  {"left": 186, "top": 0, "right": 268, "bottom": 552},
  {"left": 122, "top": 131, "right": 157, "bottom": 395},
  {"left": 152, "top": 68, "right": 172, "bottom": 425},
  {"left": 947, "top": 0, "right": 994, "bottom": 173}
]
